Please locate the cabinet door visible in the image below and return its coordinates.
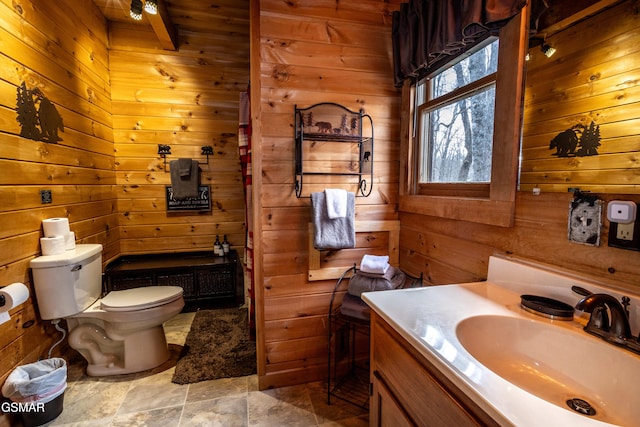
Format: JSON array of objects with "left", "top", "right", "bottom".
[
  {"left": 197, "top": 266, "right": 234, "bottom": 297},
  {"left": 371, "top": 313, "right": 494, "bottom": 427},
  {"left": 371, "top": 371, "right": 415, "bottom": 427},
  {"left": 109, "top": 274, "right": 153, "bottom": 291},
  {"left": 156, "top": 272, "right": 196, "bottom": 298}
]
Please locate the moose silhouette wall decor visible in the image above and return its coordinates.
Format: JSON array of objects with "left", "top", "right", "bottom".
[
  {"left": 549, "top": 121, "right": 601, "bottom": 157},
  {"left": 15, "top": 82, "right": 64, "bottom": 143}
]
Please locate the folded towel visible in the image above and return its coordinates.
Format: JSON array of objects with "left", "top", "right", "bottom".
[
  {"left": 340, "top": 292, "right": 371, "bottom": 321},
  {"left": 311, "top": 191, "right": 355, "bottom": 249},
  {"left": 325, "top": 188, "right": 348, "bottom": 219},
  {"left": 177, "top": 158, "right": 192, "bottom": 177},
  {"left": 360, "top": 254, "right": 390, "bottom": 275},
  {"left": 170, "top": 159, "right": 199, "bottom": 200},
  {"left": 347, "top": 266, "right": 406, "bottom": 297},
  {"left": 357, "top": 266, "right": 395, "bottom": 280}
]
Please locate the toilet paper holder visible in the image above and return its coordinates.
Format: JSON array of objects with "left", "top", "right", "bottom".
[
  {"left": 0, "top": 283, "right": 30, "bottom": 310},
  {"left": 0, "top": 283, "right": 30, "bottom": 325}
]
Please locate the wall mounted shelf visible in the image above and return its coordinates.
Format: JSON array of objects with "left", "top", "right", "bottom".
[
  {"left": 294, "top": 103, "right": 373, "bottom": 198},
  {"left": 308, "top": 220, "right": 399, "bottom": 281}
]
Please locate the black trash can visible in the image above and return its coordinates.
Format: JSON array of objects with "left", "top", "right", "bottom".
[{"left": 1, "top": 358, "right": 67, "bottom": 427}]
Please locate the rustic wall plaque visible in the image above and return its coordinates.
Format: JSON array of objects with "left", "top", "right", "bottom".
[{"left": 165, "top": 185, "right": 211, "bottom": 212}]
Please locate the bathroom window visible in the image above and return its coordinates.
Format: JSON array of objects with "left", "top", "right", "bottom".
[
  {"left": 400, "top": 9, "right": 529, "bottom": 227},
  {"left": 415, "top": 39, "right": 498, "bottom": 198}
]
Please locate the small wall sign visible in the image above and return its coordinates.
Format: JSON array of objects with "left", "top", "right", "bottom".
[{"left": 165, "top": 186, "right": 211, "bottom": 212}]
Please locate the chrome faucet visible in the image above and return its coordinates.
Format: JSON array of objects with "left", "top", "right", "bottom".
[{"left": 575, "top": 293, "right": 633, "bottom": 346}]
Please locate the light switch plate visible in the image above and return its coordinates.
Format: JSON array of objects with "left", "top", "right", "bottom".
[
  {"left": 40, "top": 189, "right": 52, "bottom": 204},
  {"left": 568, "top": 200, "right": 602, "bottom": 246}
]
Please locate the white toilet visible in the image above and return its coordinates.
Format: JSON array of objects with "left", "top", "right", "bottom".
[{"left": 30, "top": 244, "right": 185, "bottom": 376}]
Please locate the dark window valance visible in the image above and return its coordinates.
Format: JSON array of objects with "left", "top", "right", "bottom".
[{"left": 392, "top": 0, "right": 546, "bottom": 87}]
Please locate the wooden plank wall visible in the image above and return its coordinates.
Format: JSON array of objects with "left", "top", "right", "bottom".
[
  {"left": 521, "top": 1, "right": 640, "bottom": 193},
  {"left": 0, "top": 0, "right": 115, "bottom": 411},
  {"left": 4, "top": 1, "right": 637, "bottom": 411},
  {"left": 0, "top": 2, "right": 251, "bottom": 422},
  {"left": 109, "top": 1, "right": 250, "bottom": 258},
  {"left": 399, "top": 2, "right": 640, "bottom": 291},
  {"left": 254, "top": 0, "right": 403, "bottom": 388}
]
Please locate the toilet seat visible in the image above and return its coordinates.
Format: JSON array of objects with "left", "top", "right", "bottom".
[{"left": 100, "top": 286, "right": 183, "bottom": 312}]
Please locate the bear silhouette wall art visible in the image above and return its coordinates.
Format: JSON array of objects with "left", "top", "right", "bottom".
[
  {"left": 549, "top": 121, "right": 601, "bottom": 157},
  {"left": 16, "top": 82, "right": 64, "bottom": 143}
]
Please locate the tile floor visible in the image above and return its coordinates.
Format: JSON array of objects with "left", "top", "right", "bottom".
[{"left": 39, "top": 311, "right": 368, "bottom": 427}]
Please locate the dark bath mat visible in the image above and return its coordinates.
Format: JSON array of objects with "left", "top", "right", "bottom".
[{"left": 172, "top": 307, "right": 256, "bottom": 385}]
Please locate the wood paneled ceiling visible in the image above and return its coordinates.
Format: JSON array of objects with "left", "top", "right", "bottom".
[
  {"left": 93, "top": 0, "right": 177, "bottom": 49},
  {"left": 91, "top": 0, "right": 250, "bottom": 51},
  {"left": 92, "top": 0, "right": 140, "bottom": 23}
]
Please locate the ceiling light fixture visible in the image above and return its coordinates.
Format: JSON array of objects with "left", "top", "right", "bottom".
[
  {"left": 541, "top": 44, "right": 556, "bottom": 58},
  {"left": 144, "top": 0, "right": 158, "bottom": 15},
  {"left": 130, "top": 0, "right": 143, "bottom": 20}
]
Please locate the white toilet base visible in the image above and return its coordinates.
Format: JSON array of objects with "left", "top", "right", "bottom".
[{"left": 84, "top": 325, "right": 170, "bottom": 376}]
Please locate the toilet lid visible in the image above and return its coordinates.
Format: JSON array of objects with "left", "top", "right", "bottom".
[{"left": 101, "top": 286, "right": 183, "bottom": 312}]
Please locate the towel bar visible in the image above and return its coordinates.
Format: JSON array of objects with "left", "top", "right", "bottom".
[{"left": 157, "top": 144, "right": 214, "bottom": 172}]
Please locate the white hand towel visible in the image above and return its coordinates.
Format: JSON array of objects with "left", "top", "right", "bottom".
[
  {"left": 360, "top": 254, "right": 390, "bottom": 275},
  {"left": 325, "top": 188, "right": 348, "bottom": 219}
]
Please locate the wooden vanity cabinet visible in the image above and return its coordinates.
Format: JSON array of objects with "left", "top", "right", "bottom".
[{"left": 369, "top": 312, "right": 500, "bottom": 427}]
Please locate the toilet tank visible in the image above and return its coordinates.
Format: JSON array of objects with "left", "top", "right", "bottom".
[{"left": 30, "top": 244, "right": 103, "bottom": 320}]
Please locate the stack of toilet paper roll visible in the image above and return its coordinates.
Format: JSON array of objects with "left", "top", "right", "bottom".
[{"left": 41, "top": 218, "right": 76, "bottom": 256}]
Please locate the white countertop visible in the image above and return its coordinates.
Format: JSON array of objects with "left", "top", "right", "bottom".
[{"left": 362, "top": 256, "right": 640, "bottom": 427}]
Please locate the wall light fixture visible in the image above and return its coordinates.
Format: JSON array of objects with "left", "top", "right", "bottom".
[
  {"left": 542, "top": 44, "right": 556, "bottom": 58},
  {"left": 144, "top": 0, "right": 158, "bottom": 15},
  {"left": 130, "top": 0, "right": 143, "bottom": 21}
]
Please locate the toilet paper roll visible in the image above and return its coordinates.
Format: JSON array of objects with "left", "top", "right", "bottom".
[
  {"left": 41, "top": 236, "right": 66, "bottom": 256},
  {"left": 0, "top": 283, "right": 29, "bottom": 313},
  {"left": 42, "top": 218, "right": 71, "bottom": 238},
  {"left": 64, "top": 231, "right": 76, "bottom": 251}
]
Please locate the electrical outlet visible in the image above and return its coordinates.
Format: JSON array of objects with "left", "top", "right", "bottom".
[{"left": 617, "top": 222, "right": 635, "bottom": 241}]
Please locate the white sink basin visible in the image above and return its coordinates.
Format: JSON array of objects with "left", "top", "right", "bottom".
[{"left": 456, "top": 315, "right": 640, "bottom": 426}]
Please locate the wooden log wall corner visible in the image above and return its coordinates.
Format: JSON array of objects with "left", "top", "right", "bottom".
[
  {"left": 255, "top": 0, "right": 403, "bottom": 389},
  {"left": 308, "top": 220, "right": 400, "bottom": 281},
  {"left": 109, "top": 0, "right": 249, "bottom": 255},
  {"left": 0, "top": 0, "right": 117, "bottom": 407},
  {"left": 0, "top": 1, "right": 250, "bottom": 416}
]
